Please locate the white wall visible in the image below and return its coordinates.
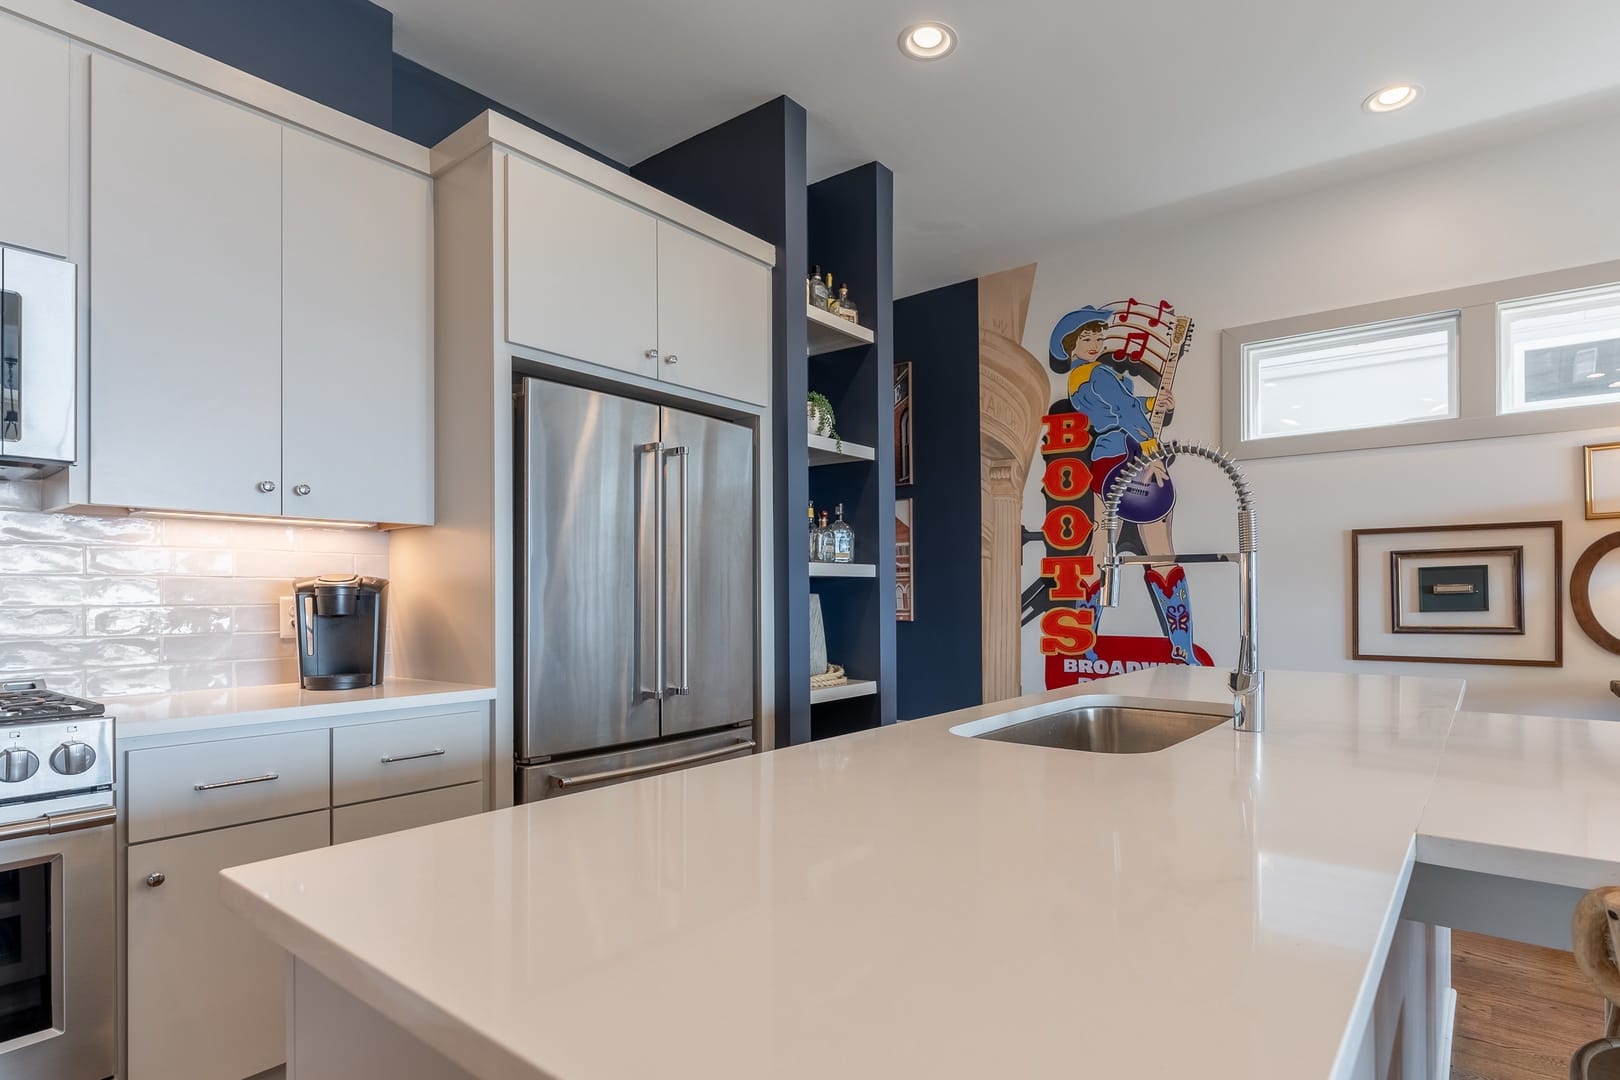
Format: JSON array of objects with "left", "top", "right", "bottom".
[{"left": 1015, "top": 115, "right": 1620, "bottom": 720}]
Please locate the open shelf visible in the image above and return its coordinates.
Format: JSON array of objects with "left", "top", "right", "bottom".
[
  {"left": 808, "top": 433, "right": 875, "bottom": 466},
  {"left": 810, "top": 679, "right": 878, "bottom": 705},
  {"left": 807, "top": 304, "right": 875, "bottom": 355},
  {"left": 808, "top": 561, "right": 877, "bottom": 578}
]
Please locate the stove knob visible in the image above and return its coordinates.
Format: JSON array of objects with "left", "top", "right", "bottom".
[
  {"left": 0, "top": 749, "right": 39, "bottom": 783},
  {"left": 49, "top": 741, "right": 96, "bottom": 776}
]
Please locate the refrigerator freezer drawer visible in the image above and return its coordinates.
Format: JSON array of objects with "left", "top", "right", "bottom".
[{"left": 516, "top": 728, "right": 755, "bottom": 803}]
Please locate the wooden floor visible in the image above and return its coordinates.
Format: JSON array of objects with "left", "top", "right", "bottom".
[{"left": 1452, "top": 930, "right": 1605, "bottom": 1080}]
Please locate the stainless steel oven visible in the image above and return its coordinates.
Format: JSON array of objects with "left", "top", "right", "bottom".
[
  {"left": 0, "top": 247, "right": 76, "bottom": 479},
  {"left": 0, "top": 682, "right": 115, "bottom": 1080}
]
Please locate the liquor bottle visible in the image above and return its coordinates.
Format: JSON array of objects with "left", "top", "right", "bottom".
[
  {"left": 830, "top": 503, "right": 854, "bottom": 563},
  {"left": 815, "top": 511, "right": 835, "bottom": 562},
  {"left": 824, "top": 272, "right": 837, "bottom": 312},
  {"left": 837, "top": 284, "right": 858, "bottom": 324},
  {"left": 810, "top": 265, "right": 830, "bottom": 309},
  {"left": 807, "top": 501, "right": 819, "bottom": 560}
]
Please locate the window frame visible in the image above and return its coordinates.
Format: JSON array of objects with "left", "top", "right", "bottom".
[{"left": 1221, "top": 259, "right": 1620, "bottom": 460}]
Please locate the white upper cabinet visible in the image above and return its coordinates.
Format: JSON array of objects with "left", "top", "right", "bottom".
[
  {"left": 503, "top": 151, "right": 772, "bottom": 406},
  {"left": 83, "top": 55, "right": 434, "bottom": 524},
  {"left": 282, "top": 129, "right": 433, "bottom": 525},
  {"left": 656, "top": 221, "right": 771, "bottom": 405},
  {"left": 506, "top": 156, "right": 660, "bottom": 380},
  {"left": 89, "top": 55, "right": 284, "bottom": 517},
  {"left": 0, "top": 12, "right": 70, "bottom": 257}
]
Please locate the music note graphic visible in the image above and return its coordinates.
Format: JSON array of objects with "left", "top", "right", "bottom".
[
  {"left": 1115, "top": 298, "right": 1139, "bottom": 325},
  {"left": 1120, "top": 331, "right": 1149, "bottom": 361},
  {"left": 1148, "top": 300, "right": 1171, "bottom": 328}
]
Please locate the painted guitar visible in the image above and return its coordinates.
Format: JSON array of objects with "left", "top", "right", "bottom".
[{"left": 1100, "top": 317, "right": 1189, "bottom": 524}]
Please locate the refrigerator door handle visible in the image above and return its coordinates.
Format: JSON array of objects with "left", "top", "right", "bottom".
[
  {"left": 638, "top": 441, "right": 665, "bottom": 702},
  {"left": 664, "top": 445, "right": 691, "bottom": 696}
]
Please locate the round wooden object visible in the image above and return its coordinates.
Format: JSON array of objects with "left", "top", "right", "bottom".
[{"left": 1572, "top": 533, "right": 1620, "bottom": 655}]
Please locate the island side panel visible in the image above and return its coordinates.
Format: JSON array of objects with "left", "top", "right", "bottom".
[{"left": 287, "top": 959, "right": 476, "bottom": 1080}]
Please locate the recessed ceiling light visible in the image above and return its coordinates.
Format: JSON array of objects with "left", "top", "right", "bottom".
[
  {"left": 899, "top": 22, "right": 956, "bottom": 61},
  {"left": 1363, "top": 84, "right": 1420, "bottom": 113}
]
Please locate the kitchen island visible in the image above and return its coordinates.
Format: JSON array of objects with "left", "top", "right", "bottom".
[{"left": 220, "top": 669, "right": 1620, "bottom": 1079}]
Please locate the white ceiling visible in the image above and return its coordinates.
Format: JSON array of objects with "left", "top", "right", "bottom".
[{"left": 380, "top": 0, "right": 1620, "bottom": 296}]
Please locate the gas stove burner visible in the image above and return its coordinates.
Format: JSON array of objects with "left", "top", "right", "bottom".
[{"left": 0, "top": 679, "right": 106, "bottom": 722}]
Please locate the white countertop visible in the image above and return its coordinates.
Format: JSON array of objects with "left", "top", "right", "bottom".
[
  {"left": 217, "top": 667, "right": 1620, "bottom": 1080},
  {"left": 107, "top": 678, "right": 495, "bottom": 742}
]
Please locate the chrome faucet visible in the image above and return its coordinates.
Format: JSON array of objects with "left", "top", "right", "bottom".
[{"left": 1098, "top": 441, "right": 1263, "bottom": 733}]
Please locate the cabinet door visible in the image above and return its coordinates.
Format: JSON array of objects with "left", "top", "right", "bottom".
[
  {"left": 88, "top": 56, "right": 283, "bottom": 516},
  {"left": 505, "top": 156, "right": 659, "bottom": 379},
  {"left": 127, "top": 810, "right": 330, "bottom": 1080},
  {"left": 655, "top": 222, "right": 771, "bottom": 406},
  {"left": 0, "top": 12, "right": 70, "bottom": 256},
  {"left": 282, "top": 130, "right": 433, "bottom": 525}
]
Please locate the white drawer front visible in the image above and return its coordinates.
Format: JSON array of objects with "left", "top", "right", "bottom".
[
  {"left": 331, "top": 708, "right": 484, "bottom": 806},
  {"left": 127, "top": 729, "right": 330, "bottom": 844},
  {"left": 331, "top": 782, "right": 485, "bottom": 845}
]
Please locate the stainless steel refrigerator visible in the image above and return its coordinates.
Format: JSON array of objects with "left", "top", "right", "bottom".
[{"left": 515, "top": 377, "right": 757, "bottom": 802}]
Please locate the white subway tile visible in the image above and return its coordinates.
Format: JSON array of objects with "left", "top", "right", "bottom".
[
  {"left": 355, "top": 554, "right": 390, "bottom": 579},
  {"left": 231, "top": 550, "right": 354, "bottom": 580},
  {"left": 156, "top": 517, "right": 232, "bottom": 548},
  {"left": 83, "top": 579, "right": 163, "bottom": 605},
  {"left": 85, "top": 665, "right": 174, "bottom": 697},
  {"left": 169, "top": 549, "right": 234, "bottom": 576},
  {"left": 160, "top": 577, "right": 282, "bottom": 606},
  {"left": 232, "top": 605, "right": 281, "bottom": 633},
  {"left": 233, "top": 657, "right": 299, "bottom": 688},
  {"left": 0, "top": 609, "right": 82, "bottom": 637},
  {"left": 0, "top": 545, "right": 83, "bottom": 575},
  {"left": 227, "top": 522, "right": 299, "bottom": 551},
  {"left": 86, "top": 547, "right": 170, "bottom": 575},
  {"left": 162, "top": 633, "right": 289, "bottom": 662},
  {"left": 0, "top": 637, "right": 163, "bottom": 670},
  {"left": 0, "top": 577, "right": 85, "bottom": 607},
  {"left": 86, "top": 606, "right": 234, "bottom": 637}
]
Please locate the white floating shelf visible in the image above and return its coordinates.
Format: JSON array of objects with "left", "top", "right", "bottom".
[
  {"left": 810, "top": 679, "right": 878, "bottom": 705},
  {"left": 808, "top": 561, "right": 877, "bottom": 578},
  {"left": 806, "top": 304, "right": 875, "bottom": 355},
  {"left": 808, "top": 434, "right": 875, "bottom": 467}
]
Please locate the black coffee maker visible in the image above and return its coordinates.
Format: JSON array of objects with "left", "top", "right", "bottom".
[{"left": 292, "top": 574, "right": 387, "bottom": 690}]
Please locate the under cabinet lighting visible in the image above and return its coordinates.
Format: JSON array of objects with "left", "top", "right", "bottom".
[
  {"left": 1363, "top": 84, "right": 1420, "bottom": 113},
  {"left": 130, "top": 509, "right": 379, "bottom": 529},
  {"left": 899, "top": 22, "right": 957, "bottom": 61}
]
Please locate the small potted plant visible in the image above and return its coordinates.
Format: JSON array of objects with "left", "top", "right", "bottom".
[{"left": 807, "top": 392, "right": 840, "bottom": 450}]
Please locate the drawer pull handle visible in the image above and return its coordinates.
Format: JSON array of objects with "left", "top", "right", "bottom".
[
  {"left": 380, "top": 749, "right": 446, "bottom": 765},
  {"left": 194, "top": 772, "right": 279, "bottom": 792},
  {"left": 553, "top": 740, "right": 755, "bottom": 789}
]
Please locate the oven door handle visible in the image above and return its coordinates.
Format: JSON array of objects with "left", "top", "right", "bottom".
[{"left": 0, "top": 805, "right": 116, "bottom": 843}]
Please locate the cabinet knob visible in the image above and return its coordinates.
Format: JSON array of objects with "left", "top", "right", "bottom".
[
  {"left": 645, "top": 348, "right": 660, "bottom": 360},
  {"left": 145, "top": 872, "right": 165, "bottom": 888},
  {"left": 257, "top": 480, "right": 276, "bottom": 494},
  {"left": 293, "top": 484, "right": 311, "bottom": 496},
  {"left": 663, "top": 354, "right": 679, "bottom": 365}
]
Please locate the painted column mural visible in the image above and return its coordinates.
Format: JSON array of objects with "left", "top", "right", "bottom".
[{"left": 980, "top": 266, "right": 1211, "bottom": 699}]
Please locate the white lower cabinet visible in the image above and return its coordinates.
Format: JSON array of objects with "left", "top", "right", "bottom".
[
  {"left": 332, "top": 781, "right": 484, "bottom": 844},
  {"left": 126, "top": 810, "right": 330, "bottom": 1080}
]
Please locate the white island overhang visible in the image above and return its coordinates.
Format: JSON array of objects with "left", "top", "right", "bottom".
[{"left": 220, "top": 668, "right": 1620, "bottom": 1079}]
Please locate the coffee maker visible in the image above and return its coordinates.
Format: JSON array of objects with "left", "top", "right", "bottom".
[{"left": 292, "top": 574, "right": 387, "bottom": 690}]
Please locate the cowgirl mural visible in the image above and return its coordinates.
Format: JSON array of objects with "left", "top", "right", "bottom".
[{"left": 1021, "top": 299, "right": 1202, "bottom": 676}]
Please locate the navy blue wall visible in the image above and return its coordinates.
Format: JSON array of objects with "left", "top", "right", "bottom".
[
  {"left": 80, "top": 0, "right": 395, "bottom": 128},
  {"left": 79, "top": 0, "right": 624, "bottom": 160},
  {"left": 894, "top": 279, "right": 983, "bottom": 721}
]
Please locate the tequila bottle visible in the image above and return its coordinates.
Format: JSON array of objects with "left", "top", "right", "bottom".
[
  {"left": 809, "top": 265, "right": 830, "bottom": 309},
  {"left": 807, "top": 501, "right": 819, "bottom": 560},
  {"left": 830, "top": 504, "right": 854, "bottom": 563},
  {"left": 814, "top": 511, "right": 835, "bottom": 562}
]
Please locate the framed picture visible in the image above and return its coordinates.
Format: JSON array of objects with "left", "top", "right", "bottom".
[
  {"left": 1388, "top": 546, "right": 1524, "bottom": 634},
  {"left": 895, "top": 498, "right": 914, "bottom": 622},
  {"left": 894, "top": 363, "right": 913, "bottom": 486},
  {"left": 1586, "top": 442, "right": 1620, "bottom": 519},
  {"left": 1351, "top": 521, "right": 1562, "bottom": 666}
]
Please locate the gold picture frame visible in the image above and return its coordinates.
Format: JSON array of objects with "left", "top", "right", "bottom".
[{"left": 1585, "top": 442, "right": 1620, "bottom": 520}]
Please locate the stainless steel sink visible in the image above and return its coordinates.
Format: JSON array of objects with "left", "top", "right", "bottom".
[{"left": 972, "top": 705, "right": 1229, "bottom": 754}]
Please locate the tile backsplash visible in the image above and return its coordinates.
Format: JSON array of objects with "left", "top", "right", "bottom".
[{"left": 0, "top": 480, "right": 390, "bottom": 698}]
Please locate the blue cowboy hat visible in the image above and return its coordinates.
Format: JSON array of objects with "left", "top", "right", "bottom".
[{"left": 1048, "top": 306, "right": 1114, "bottom": 366}]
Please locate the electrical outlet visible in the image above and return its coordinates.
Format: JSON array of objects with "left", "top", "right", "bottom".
[{"left": 278, "top": 596, "right": 296, "bottom": 640}]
